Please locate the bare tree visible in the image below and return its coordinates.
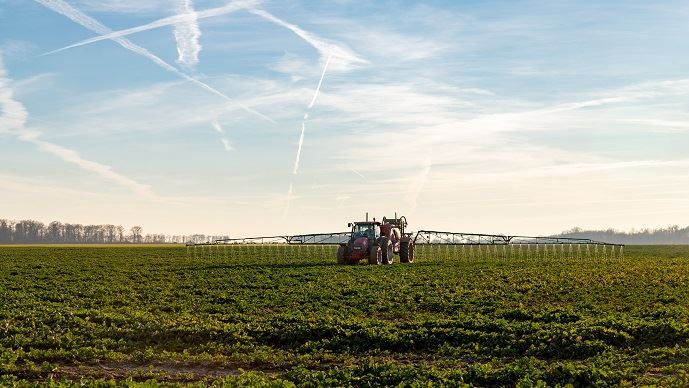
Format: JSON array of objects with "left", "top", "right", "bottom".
[
  {"left": 105, "top": 225, "right": 117, "bottom": 243},
  {"left": 47, "top": 221, "right": 62, "bottom": 243},
  {"left": 116, "top": 225, "right": 125, "bottom": 243},
  {"left": 73, "top": 224, "right": 84, "bottom": 243},
  {"left": 129, "top": 226, "right": 143, "bottom": 244},
  {"left": 0, "top": 219, "right": 13, "bottom": 243}
]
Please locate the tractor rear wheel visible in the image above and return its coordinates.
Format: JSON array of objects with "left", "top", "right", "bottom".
[
  {"left": 337, "top": 246, "right": 347, "bottom": 265},
  {"left": 381, "top": 238, "right": 394, "bottom": 264},
  {"left": 368, "top": 246, "right": 382, "bottom": 265},
  {"left": 400, "top": 241, "right": 415, "bottom": 263}
]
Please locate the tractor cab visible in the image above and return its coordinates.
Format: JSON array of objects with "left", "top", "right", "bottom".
[{"left": 349, "top": 222, "right": 380, "bottom": 241}]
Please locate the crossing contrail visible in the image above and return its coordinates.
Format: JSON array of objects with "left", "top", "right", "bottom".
[
  {"left": 35, "top": 0, "right": 274, "bottom": 123},
  {"left": 173, "top": 0, "right": 202, "bottom": 68},
  {"left": 44, "top": 0, "right": 259, "bottom": 55},
  {"left": 45, "top": 1, "right": 365, "bottom": 67},
  {"left": 292, "top": 55, "right": 332, "bottom": 175}
]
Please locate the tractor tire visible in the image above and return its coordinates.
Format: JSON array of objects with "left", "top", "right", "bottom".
[
  {"left": 368, "top": 246, "right": 382, "bottom": 265},
  {"left": 380, "top": 238, "right": 394, "bottom": 264},
  {"left": 337, "top": 246, "right": 347, "bottom": 265},
  {"left": 400, "top": 241, "right": 415, "bottom": 263}
]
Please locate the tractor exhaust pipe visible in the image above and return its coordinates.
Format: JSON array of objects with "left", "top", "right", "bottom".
[{"left": 366, "top": 212, "right": 369, "bottom": 222}]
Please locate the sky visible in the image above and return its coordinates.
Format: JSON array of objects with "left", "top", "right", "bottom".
[{"left": 1, "top": 0, "right": 689, "bottom": 237}]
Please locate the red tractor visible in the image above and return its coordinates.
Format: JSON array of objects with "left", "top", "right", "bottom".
[{"left": 337, "top": 214, "right": 415, "bottom": 265}]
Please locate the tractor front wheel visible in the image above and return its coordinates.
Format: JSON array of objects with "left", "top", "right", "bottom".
[
  {"left": 337, "top": 246, "right": 347, "bottom": 265},
  {"left": 400, "top": 241, "right": 415, "bottom": 263},
  {"left": 381, "top": 238, "right": 394, "bottom": 264},
  {"left": 369, "top": 246, "right": 382, "bottom": 265}
]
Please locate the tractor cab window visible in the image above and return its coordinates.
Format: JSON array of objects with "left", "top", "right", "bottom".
[{"left": 352, "top": 224, "right": 379, "bottom": 240}]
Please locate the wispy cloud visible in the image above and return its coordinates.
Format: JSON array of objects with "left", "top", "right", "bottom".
[
  {"left": 317, "top": 76, "right": 689, "bottom": 177},
  {"left": 0, "top": 39, "right": 37, "bottom": 60},
  {"left": 0, "top": 62, "right": 29, "bottom": 132},
  {"left": 27, "top": 135, "right": 157, "bottom": 198},
  {"left": 336, "top": 24, "right": 448, "bottom": 63},
  {"left": 10, "top": 73, "right": 57, "bottom": 96},
  {"left": 173, "top": 0, "right": 202, "bottom": 69},
  {"left": 35, "top": 0, "right": 274, "bottom": 123},
  {"left": 0, "top": 173, "right": 106, "bottom": 198},
  {"left": 619, "top": 118, "right": 689, "bottom": 133},
  {"left": 220, "top": 138, "right": 233, "bottom": 151},
  {"left": 431, "top": 159, "right": 689, "bottom": 185},
  {"left": 0, "top": 53, "right": 157, "bottom": 198}
]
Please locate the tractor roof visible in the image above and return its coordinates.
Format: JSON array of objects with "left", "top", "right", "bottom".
[{"left": 353, "top": 221, "right": 380, "bottom": 226}]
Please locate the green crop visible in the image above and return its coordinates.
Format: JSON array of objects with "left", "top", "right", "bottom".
[{"left": 1, "top": 245, "right": 688, "bottom": 386}]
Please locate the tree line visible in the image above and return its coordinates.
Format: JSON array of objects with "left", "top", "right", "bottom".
[
  {"left": 0, "top": 219, "right": 227, "bottom": 244},
  {"left": 2, "top": 217, "right": 687, "bottom": 245},
  {"left": 557, "top": 225, "right": 689, "bottom": 245}
]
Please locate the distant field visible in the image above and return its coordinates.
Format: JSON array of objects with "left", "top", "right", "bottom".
[{"left": 1, "top": 245, "right": 689, "bottom": 386}]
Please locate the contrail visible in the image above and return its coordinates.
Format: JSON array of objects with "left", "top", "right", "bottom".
[
  {"left": 286, "top": 56, "right": 332, "bottom": 218},
  {"left": 247, "top": 8, "right": 366, "bottom": 65},
  {"left": 307, "top": 55, "right": 332, "bottom": 111},
  {"left": 282, "top": 182, "right": 294, "bottom": 219},
  {"left": 292, "top": 55, "right": 332, "bottom": 175},
  {"left": 350, "top": 168, "right": 366, "bottom": 180},
  {"left": 292, "top": 122, "right": 306, "bottom": 174},
  {"left": 173, "top": 0, "right": 202, "bottom": 68},
  {"left": 44, "top": 0, "right": 259, "bottom": 55},
  {"left": 35, "top": 0, "right": 274, "bottom": 123},
  {"left": 0, "top": 53, "right": 157, "bottom": 199}
]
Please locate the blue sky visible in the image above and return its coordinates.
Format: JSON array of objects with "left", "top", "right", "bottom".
[{"left": 1, "top": 0, "right": 689, "bottom": 236}]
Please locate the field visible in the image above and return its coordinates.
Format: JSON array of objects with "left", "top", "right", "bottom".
[{"left": 1, "top": 245, "right": 689, "bottom": 387}]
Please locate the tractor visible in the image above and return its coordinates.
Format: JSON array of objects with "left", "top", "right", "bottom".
[{"left": 337, "top": 214, "right": 415, "bottom": 265}]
